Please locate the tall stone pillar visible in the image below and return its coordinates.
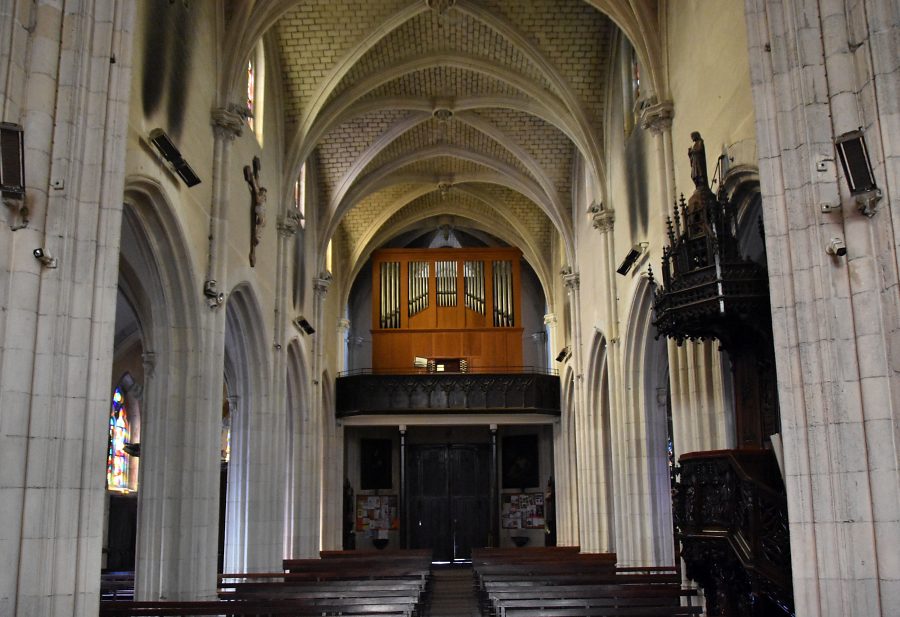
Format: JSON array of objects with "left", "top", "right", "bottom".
[
  {"left": 0, "top": 5, "right": 136, "bottom": 616},
  {"left": 579, "top": 210, "right": 617, "bottom": 554},
  {"left": 641, "top": 102, "right": 734, "bottom": 460},
  {"left": 554, "top": 269, "right": 581, "bottom": 547},
  {"left": 274, "top": 210, "right": 302, "bottom": 559},
  {"left": 744, "top": 2, "right": 900, "bottom": 613},
  {"left": 336, "top": 318, "right": 351, "bottom": 373},
  {"left": 312, "top": 274, "right": 337, "bottom": 549},
  {"left": 544, "top": 313, "right": 558, "bottom": 365}
]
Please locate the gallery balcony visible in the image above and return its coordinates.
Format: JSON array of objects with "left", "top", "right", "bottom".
[{"left": 335, "top": 367, "right": 560, "bottom": 418}]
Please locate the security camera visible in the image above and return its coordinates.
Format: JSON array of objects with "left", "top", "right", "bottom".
[
  {"left": 826, "top": 237, "right": 847, "bottom": 257},
  {"left": 203, "top": 280, "right": 225, "bottom": 307},
  {"left": 32, "top": 248, "right": 58, "bottom": 268}
]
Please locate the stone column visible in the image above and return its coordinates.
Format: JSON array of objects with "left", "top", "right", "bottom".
[
  {"left": 581, "top": 210, "right": 617, "bottom": 554},
  {"left": 0, "top": 5, "right": 136, "bottom": 616},
  {"left": 336, "top": 318, "right": 351, "bottom": 373},
  {"left": 638, "top": 100, "right": 733, "bottom": 461},
  {"left": 222, "top": 394, "right": 245, "bottom": 572},
  {"left": 744, "top": 1, "right": 900, "bottom": 613},
  {"left": 312, "top": 274, "right": 336, "bottom": 549},
  {"left": 544, "top": 313, "right": 558, "bottom": 367},
  {"left": 275, "top": 210, "right": 301, "bottom": 558},
  {"left": 554, "top": 269, "right": 581, "bottom": 547}
]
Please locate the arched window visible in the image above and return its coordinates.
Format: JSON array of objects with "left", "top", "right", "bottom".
[
  {"left": 107, "top": 386, "right": 130, "bottom": 492},
  {"left": 621, "top": 39, "right": 642, "bottom": 136},
  {"left": 246, "top": 59, "right": 255, "bottom": 131},
  {"left": 221, "top": 395, "right": 232, "bottom": 463},
  {"left": 246, "top": 42, "right": 265, "bottom": 141},
  {"left": 631, "top": 48, "right": 641, "bottom": 104},
  {"left": 293, "top": 163, "right": 306, "bottom": 229}
]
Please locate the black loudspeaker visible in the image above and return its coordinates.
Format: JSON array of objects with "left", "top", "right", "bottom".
[{"left": 0, "top": 123, "right": 25, "bottom": 197}]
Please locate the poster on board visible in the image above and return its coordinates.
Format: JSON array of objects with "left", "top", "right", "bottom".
[
  {"left": 356, "top": 495, "right": 399, "bottom": 535},
  {"left": 501, "top": 492, "right": 545, "bottom": 529}
]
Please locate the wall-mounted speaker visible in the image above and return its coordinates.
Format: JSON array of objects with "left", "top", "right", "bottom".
[
  {"left": 149, "top": 128, "right": 201, "bottom": 187},
  {"left": 0, "top": 123, "right": 25, "bottom": 197}
]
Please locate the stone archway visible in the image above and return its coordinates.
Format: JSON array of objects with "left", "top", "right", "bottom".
[
  {"left": 120, "top": 177, "right": 215, "bottom": 600},
  {"left": 222, "top": 282, "right": 280, "bottom": 572}
]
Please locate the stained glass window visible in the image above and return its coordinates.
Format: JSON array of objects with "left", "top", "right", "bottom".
[
  {"left": 221, "top": 396, "right": 231, "bottom": 463},
  {"left": 107, "top": 387, "right": 130, "bottom": 491},
  {"left": 247, "top": 59, "right": 255, "bottom": 131},
  {"left": 293, "top": 164, "right": 306, "bottom": 229}
]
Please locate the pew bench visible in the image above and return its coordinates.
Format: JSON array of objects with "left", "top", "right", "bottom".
[{"left": 99, "top": 598, "right": 414, "bottom": 616}]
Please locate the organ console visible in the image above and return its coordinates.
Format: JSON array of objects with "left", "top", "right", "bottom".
[{"left": 371, "top": 247, "right": 523, "bottom": 372}]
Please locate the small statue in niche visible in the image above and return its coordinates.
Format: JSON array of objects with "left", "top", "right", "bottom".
[
  {"left": 244, "top": 156, "right": 267, "bottom": 267},
  {"left": 688, "top": 131, "right": 708, "bottom": 189}
]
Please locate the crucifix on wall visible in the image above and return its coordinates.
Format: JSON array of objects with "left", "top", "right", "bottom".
[{"left": 244, "top": 156, "right": 267, "bottom": 267}]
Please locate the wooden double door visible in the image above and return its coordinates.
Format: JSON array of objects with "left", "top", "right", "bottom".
[{"left": 407, "top": 444, "right": 491, "bottom": 561}]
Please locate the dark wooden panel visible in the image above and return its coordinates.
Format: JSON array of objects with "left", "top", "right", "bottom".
[
  {"left": 336, "top": 373, "right": 561, "bottom": 417},
  {"left": 407, "top": 444, "right": 490, "bottom": 561}
]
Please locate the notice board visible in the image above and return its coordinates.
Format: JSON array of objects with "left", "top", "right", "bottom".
[
  {"left": 356, "top": 495, "right": 399, "bottom": 533},
  {"left": 501, "top": 492, "right": 545, "bottom": 529}
]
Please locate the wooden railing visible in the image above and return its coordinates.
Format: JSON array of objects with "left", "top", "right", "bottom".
[{"left": 673, "top": 449, "right": 794, "bottom": 617}]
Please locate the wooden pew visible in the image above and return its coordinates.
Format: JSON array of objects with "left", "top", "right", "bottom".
[
  {"left": 100, "top": 598, "right": 413, "bottom": 616},
  {"left": 227, "top": 552, "right": 432, "bottom": 614},
  {"left": 103, "top": 552, "right": 435, "bottom": 616},
  {"left": 472, "top": 548, "right": 697, "bottom": 617}
]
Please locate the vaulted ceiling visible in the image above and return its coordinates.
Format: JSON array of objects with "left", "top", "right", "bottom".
[{"left": 238, "top": 0, "right": 628, "bottom": 298}]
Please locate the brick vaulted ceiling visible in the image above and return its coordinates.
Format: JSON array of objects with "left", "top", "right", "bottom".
[{"left": 266, "top": 0, "right": 618, "bottom": 291}]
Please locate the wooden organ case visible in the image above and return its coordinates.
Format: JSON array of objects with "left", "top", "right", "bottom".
[{"left": 371, "top": 247, "right": 523, "bottom": 372}]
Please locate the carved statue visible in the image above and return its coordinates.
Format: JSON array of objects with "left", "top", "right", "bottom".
[
  {"left": 688, "top": 131, "right": 708, "bottom": 189},
  {"left": 244, "top": 156, "right": 267, "bottom": 267}
]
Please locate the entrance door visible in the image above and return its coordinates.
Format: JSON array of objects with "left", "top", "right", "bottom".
[{"left": 408, "top": 444, "right": 491, "bottom": 561}]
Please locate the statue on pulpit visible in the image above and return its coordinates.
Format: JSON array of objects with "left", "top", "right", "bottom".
[{"left": 688, "top": 131, "right": 708, "bottom": 189}]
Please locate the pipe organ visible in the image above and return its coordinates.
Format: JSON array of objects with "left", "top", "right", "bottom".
[
  {"left": 372, "top": 248, "right": 523, "bottom": 372},
  {"left": 379, "top": 261, "right": 401, "bottom": 328}
]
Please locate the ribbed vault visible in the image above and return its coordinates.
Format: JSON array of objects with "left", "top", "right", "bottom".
[{"left": 218, "top": 0, "right": 663, "bottom": 293}]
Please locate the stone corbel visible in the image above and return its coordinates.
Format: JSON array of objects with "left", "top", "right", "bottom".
[
  {"left": 4, "top": 194, "right": 28, "bottom": 231},
  {"left": 561, "top": 268, "right": 580, "bottom": 291},
  {"left": 592, "top": 207, "right": 615, "bottom": 233},
  {"left": 640, "top": 100, "right": 674, "bottom": 135},
  {"left": 211, "top": 106, "right": 244, "bottom": 140},
  {"left": 142, "top": 351, "right": 157, "bottom": 379},
  {"left": 314, "top": 271, "right": 333, "bottom": 297},
  {"left": 277, "top": 209, "right": 303, "bottom": 237}
]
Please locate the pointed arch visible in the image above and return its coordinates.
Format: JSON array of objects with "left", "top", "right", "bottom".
[
  {"left": 223, "top": 282, "right": 280, "bottom": 573},
  {"left": 581, "top": 330, "right": 616, "bottom": 552},
  {"left": 617, "top": 275, "right": 674, "bottom": 566},
  {"left": 285, "top": 338, "right": 316, "bottom": 557},
  {"left": 121, "top": 175, "right": 212, "bottom": 599}
]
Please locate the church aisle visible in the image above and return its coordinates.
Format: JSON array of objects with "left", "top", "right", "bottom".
[{"left": 426, "top": 566, "right": 480, "bottom": 617}]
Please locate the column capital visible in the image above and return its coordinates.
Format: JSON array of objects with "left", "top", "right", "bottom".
[
  {"left": 211, "top": 106, "right": 244, "bottom": 140},
  {"left": 544, "top": 313, "right": 558, "bottom": 326},
  {"left": 277, "top": 210, "right": 303, "bottom": 237},
  {"left": 640, "top": 100, "right": 674, "bottom": 134},
  {"left": 314, "top": 271, "right": 333, "bottom": 296},
  {"left": 337, "top": 318, "right": 351, "bottom": 331},
  {"left": 560, "top": 267, "right": 580, "bottom": 290},
  {"left": 591, "top": 207, "right": 615, "bottom": 233},
  {"left": 142, "top": 351, "right": 157, "bottom": 378}
]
